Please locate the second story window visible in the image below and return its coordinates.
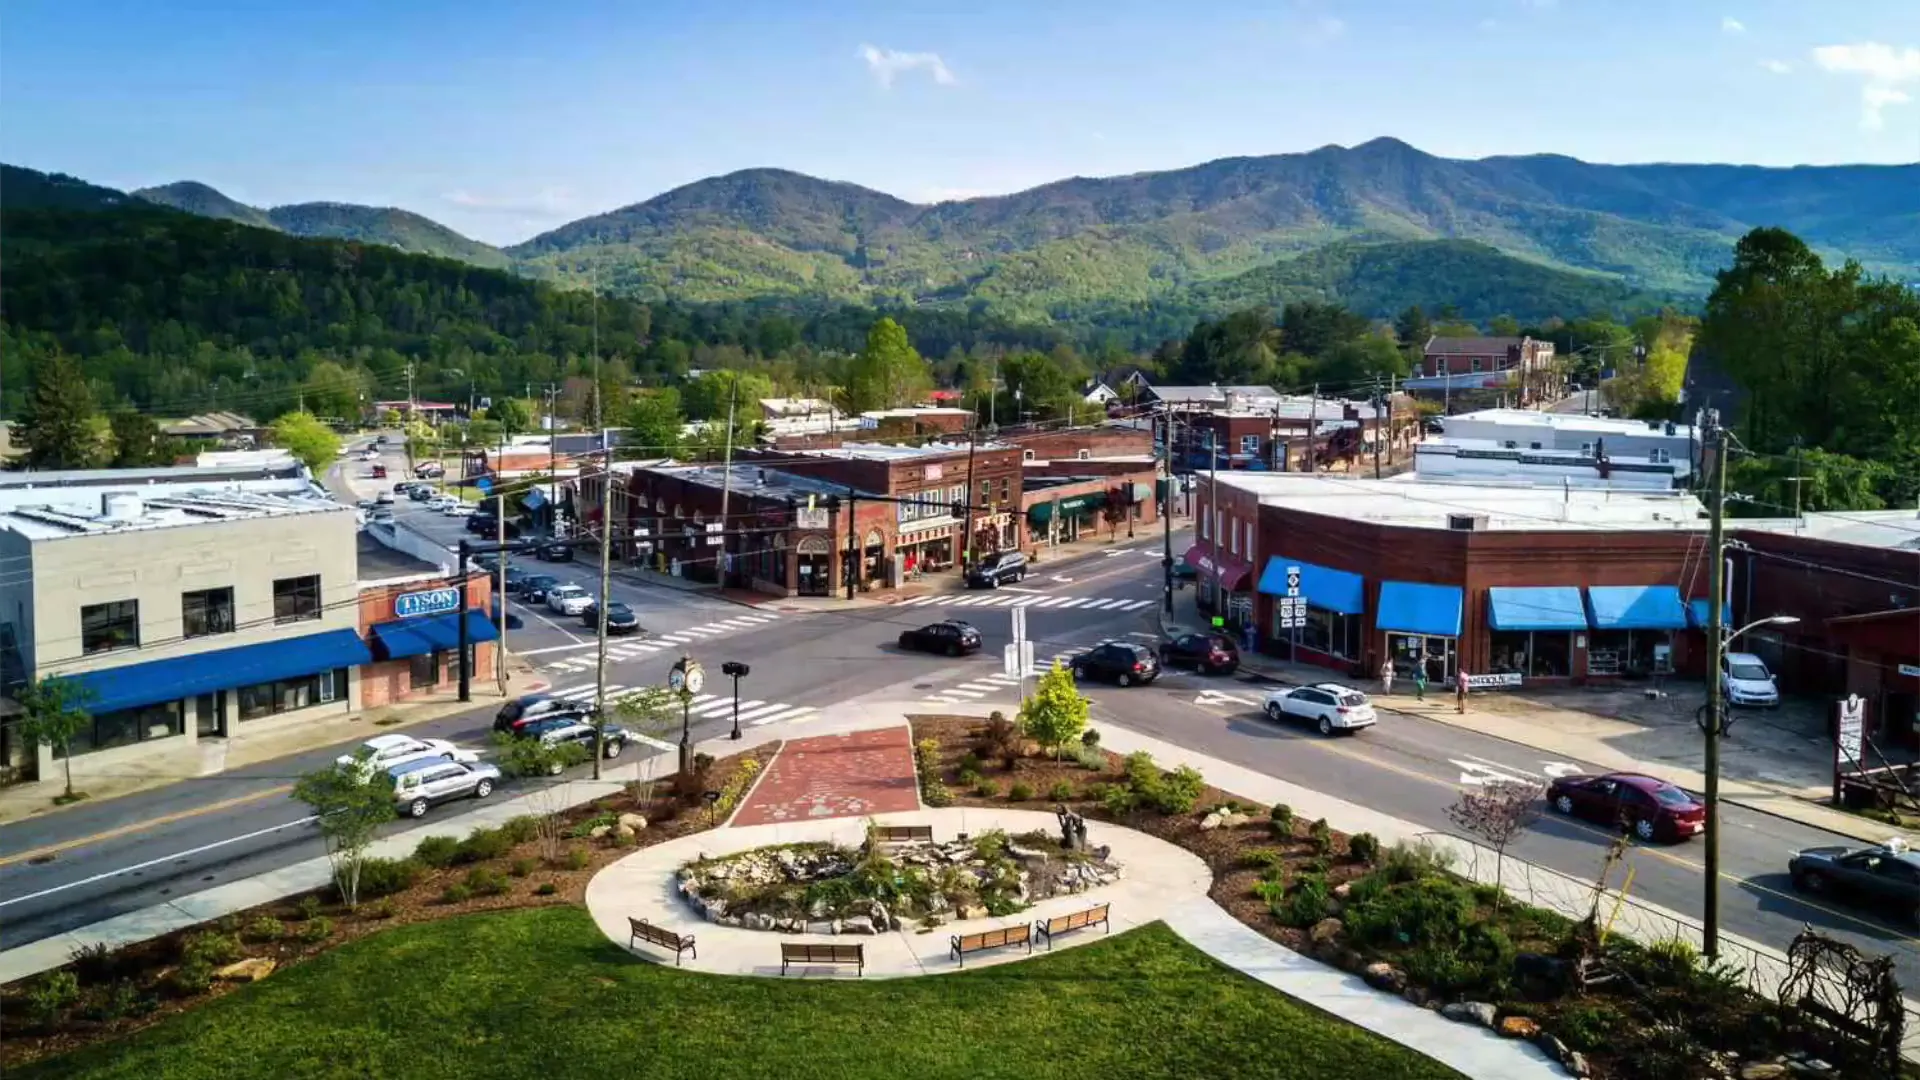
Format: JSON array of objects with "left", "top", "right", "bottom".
[
  {"left": 1650, "top": 448, "right": 1671, "bottom": 464},
  {"left": 273, "top": 575, "right": 322, "bottom": 624},
  {"left": 999, "top": 478, "right": 1010, "bottom": 503},
  {"left": 1239, "top": 434, "right": 1260, "bottom": 455},
  {"left": 182, "top": 587, "right": 235, "bottom": 638},
  {"left": 81, "top": 599, "right": 140, "bottom": 654}
]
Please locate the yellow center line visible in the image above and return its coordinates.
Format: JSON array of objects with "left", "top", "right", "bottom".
[
  {"left": 0, "top": 784, "right": 292, "bottom": 869},
  {"left": 1295, "top": 728, "right": 1920, "bottom": 948}
]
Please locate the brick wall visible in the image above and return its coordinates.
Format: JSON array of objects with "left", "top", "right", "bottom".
[{"left": 357, "top": 572, "right": 496, "bottom": 709}]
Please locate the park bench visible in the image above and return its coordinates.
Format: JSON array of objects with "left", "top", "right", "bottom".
[
  {"left": 1034, "top": 903, "right": 1111, "bottom": 950},
  {"left": 628, "top": 918, "right": 696, "bottom": 965},
  {"left": 949, "top": 923, "right": 1033, "bottom": 966},
  {"left": 871, "top": 824, "right": 934, "bottom": 843},
  {"left": 780, "top": 941, "right": 865, "bottom": 976}
]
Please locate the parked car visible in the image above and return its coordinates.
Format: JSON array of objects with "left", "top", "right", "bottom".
[
  {"left": 1263, "top": 683, "right": 1377, "bottom": 736},
  {"left": 369, "top": 505, "right": 395, "bottom": 523},
  {"left": 356, "top": 499, "right": 377, "bottom": 511},
  {"left": 546, "top": 584, "right": 592, "bottom": 616},
  {"left": 336, "top": 734, "right": 476, "bottom": 776},
  {"left": 518, "top": 574, "right": 561, "bottom": 604},
  {"left": 407, "top": 485, "right": 434, "bottom": 502},
  {"left": 965, "top": 551, "right": 1029, "bottom": 589},
  {"left": 390, "top": 758, "right": 501, "bottom": 818},
  {"left": 582, "top": 600, "right": 641, "bottom": 634},
  {"left": 1159, "top": 632, "right": 1240, "bottom": 675},
  {"left": 415, "top": 461, "right": 445, "bottom": 478},
  {"left": 471, "top": 553, "right": 500, "bottom": 572},
  {"left": 1789, "top": 839, "right": 1920, "bottom": 923},
  {"left": 516, "top": 716, "right": 638, "bottom": 769},
  {"left": 1547, "top": 772, "right": 1705, "bottom": 842},
  {"left": 1070, "top": 641, "right": 1160, "bottom": 687},
  {"left": 899, "top": 620, "right": 982, "bottom": 656},
  {"left": 426, "top": 495, "right": 457, "bottom": 512},
  {"left": 392, "top": 480, "right": 413, "bottom": 494},
  {"left": 442, "top": 502, "right": 474, "bottom": 518},
  {"left": 537, "top": 541, "right": 575, "bottom": 562},
  {"left": 493, "top": 692, "right": 592, "bottom": 734},
  {"left": 369, "top": 464, "right": 387, "bottom": 479},
  {"left": 1721, "top": 651, "right": 1780, "bottom": 708}
]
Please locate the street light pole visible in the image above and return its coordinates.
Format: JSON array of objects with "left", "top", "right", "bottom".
[
  {"left": 1702, "top": 409, "right": 1728, "bottom": 960},
  {"left": 722, "top": 661, "right": 749, "bottom": 740}
]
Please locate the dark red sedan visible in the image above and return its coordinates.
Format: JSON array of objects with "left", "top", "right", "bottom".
[{"left": 1546, "top": 772, "right": 1705, "bottom": 843}]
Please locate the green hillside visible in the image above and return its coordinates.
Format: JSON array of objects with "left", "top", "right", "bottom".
[
  {"left": 1, "top": 164, "right": 139, "bottom": 212},
  {"left": 132, "top": 179, "right": 510, "bottom": 269}
]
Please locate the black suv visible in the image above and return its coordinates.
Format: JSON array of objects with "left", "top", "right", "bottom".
[
  {"left": 898, "top": 621, "right": 982, "bottom": 656},
  {"left": 965, "top": 551, "right": 1029, "bottom": 589},
  {"left": 538, "top": 541, "right": 575, "bottom": 562},
  {"left": 1071, "top": 642, "right": 1160, "bottom": 687}
]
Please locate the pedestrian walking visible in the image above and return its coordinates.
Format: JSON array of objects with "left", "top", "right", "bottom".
[
  {"left": 1455, "top": 668, "right": 1470, "bottom": 714},
  {"left": 1379, "top": 659, "right": 1395, "bottom": 696},
  {"left": 1412, "top": 666, "right": 1427, "bottom": 702}
]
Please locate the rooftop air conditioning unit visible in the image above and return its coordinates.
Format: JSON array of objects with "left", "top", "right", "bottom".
[{"left": 1446, "top": 513, "right": 1488, "bottom": 531}]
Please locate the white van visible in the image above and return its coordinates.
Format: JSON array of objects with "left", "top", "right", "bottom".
[{"left": 1721, "top": 651, "right": 1779, "bottom": 708}]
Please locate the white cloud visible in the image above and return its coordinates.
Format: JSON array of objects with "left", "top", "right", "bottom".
[
  {"left": 1759, "top": 58, "right": 1793, "bottom": 75},
  {"left": 859, "top": 44, "right": 956, "bottom": 88},
  {"left": 1812, "top": 41, "right": 1920, "bottom": 128},
  {"left": 1721, "top": 16, "right": 1745, "bottom": 34},
  {"left": 442, "top": 188, "right": 577, "bottom": 216}
]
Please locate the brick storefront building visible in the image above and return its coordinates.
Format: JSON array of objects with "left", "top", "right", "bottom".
[
  {"left": 1196, "top": 473, "right": 1714, "bottom": 685},
  {"left": 357, "top": 572, "right": 497, "bottom": 709}
]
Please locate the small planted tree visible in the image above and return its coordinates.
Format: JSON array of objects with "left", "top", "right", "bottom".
[
  {"left": 1019, "top": 661, "right": 1090, "bottom": 759},
  {"left": 1101, "top": 498, "right": 1127, "bottom": 541},
  {"left": 292, "top": 764, "right": 397, "bottom": 910},
  {"left": 613, "top": 687, "right": 680, "bottom": 804},
  {"left": 1445, "top": 780, "right": 1543, "bottom": 913},
  {"left": 16, "top": 677, "right": 94, "bottom": 803}
]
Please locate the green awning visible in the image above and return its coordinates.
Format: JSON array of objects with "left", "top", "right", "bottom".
[
  {"left": 1130, "top": 483, "right": 1153, "bottom": 503},
  {"left": 1027, "top": 492, "right": 1107, "bottom": 526}
]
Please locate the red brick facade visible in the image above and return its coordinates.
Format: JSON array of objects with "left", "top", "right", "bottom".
[{"left": 356, "top": 573, "right": 496, "bottom": 709}]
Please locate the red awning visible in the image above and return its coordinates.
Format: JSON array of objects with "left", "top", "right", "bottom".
[{"left": 1183, "top": 540, "right": 1253, "bottom": 592}]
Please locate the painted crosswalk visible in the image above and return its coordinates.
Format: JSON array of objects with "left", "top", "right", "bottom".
[
  {"left": 895, "top": 593, "right": 1156, "bottom": 612},
  {"left": 540, "top": 611, "right": 783, "bottom": 673},
  {"left": 918, "top": 643, "right": 1094, "bottom": 705},
  {"left": 545, "top": 680, "right": 818, "bottom": 733}
]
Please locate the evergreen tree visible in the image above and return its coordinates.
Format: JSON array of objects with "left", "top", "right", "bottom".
[
  {"left": 107, "top": 409, "right": 166, "bottom": 467},
  {"left": 15, "top": 351, "right": 98, "bottom": 469}
]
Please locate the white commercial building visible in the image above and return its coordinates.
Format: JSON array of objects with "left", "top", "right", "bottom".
[{"left": 1422, "top": 409, "right": 1700, "bottom": 488}]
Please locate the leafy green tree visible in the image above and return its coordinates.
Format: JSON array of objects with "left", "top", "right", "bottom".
[
  {"left": 612, "top": 686, "right": 681, "bottom": 792},
  {"left": 270, "top": 410, "right": 341, "bottom": 472},
  {"left": 1488, "top": 314, "right": 1522, "bottom": 337},
  {"left": 682, "top": 369, "right": 775, "bottom": 422},
  {"left": 490, "top": 397, "right": 533, "bottom": 437},
  {"left": 291, "top": 763, "right": 397, "bottom": 909},
  {"left": 1019, "top": 662, "right": 1090, "bottom": 759},
  {"left": 16, "top": 352, "right": 98, "bottom": 469},
  {"left": 402, "top": 419, "right": 438, "bottom": 474},
  {"left": 1280, "top": 302, "right": 1370, "bottom": 361},
  {"left": 16, "top": 678, "right": 94, "bottom": 803},
  {"left": 1728, "top": 449, "right": 1892, "bottom": 514},
  {"left": 844, "top": 317, "right": 930, "bottom": 412},
  {"left": 107, "top": 409, "right": 167, "bottom": 467},
  {"left": 301, "top": 360, "right": 369, "bottom": 421},
  {"left": 625, "top": 388, "right": 686, "bottom": 457},
  {"left": 487, "top": 730, "right": 588, "bottom": 779},
  {"left": 465, "top": 416, "right": 504, "bottom": 448}
]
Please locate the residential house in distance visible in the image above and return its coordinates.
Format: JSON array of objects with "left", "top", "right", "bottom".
[
  {"left": 1172, "top": 394, "right": 1419, "bottom": 473},
  {"left": 1409, "top": 336, "right": 1559, "bottom": 407},
  {"left": 161, "top": 411, "right": 260, "bottom": 446}
]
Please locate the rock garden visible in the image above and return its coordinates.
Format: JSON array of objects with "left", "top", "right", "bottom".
[{"left": 676, "top": 825, "right": 1125, "bottom": 934}]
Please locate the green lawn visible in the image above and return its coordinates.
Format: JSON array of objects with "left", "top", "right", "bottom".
[{"left": 25, "top": 910, "right": 1468, "bottom": 1080}]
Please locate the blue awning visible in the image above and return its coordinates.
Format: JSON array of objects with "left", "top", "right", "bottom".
[
  {"left": 1488, "top": 587, "right": 1590, "bottom": 631},
  {"left": 57, "top": 629, "right": 373, "bottom": 715},
  {"left": 1688, "top": 599, "right": 1711, "bottom": 629},
  {"left": 1586, "top": 585, "right": 1689, "bottom": 630},
  {"left": 1375, "top": 581, "right": 1464, "bottom": 637},
  {"left": 368, "top": 610, "right": 500, "bottom": 661},
  {"left": 1257, "top": 557, "right": 1366, "bottom": 615}
]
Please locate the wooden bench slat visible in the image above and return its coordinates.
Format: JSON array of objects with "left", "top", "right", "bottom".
[
  {"left": 949, "top": 922, "right": 1033, "bottom": 965},
  {"left": 780, "top": 940, "right": 865, "bottom": 975},
  {"left": 1034, "top": 903, "right": 1111, "bottom": 950},
  {"left": 872, "top": 824, "right": 934, "bottom": 842},
  {"left": 628, "top": 918, "right": 697, "bottom": 965}
]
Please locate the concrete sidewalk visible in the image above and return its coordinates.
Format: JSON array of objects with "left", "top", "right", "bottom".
[{"left": 1158, "top": 607, "right": 1901, "bottom": 846}]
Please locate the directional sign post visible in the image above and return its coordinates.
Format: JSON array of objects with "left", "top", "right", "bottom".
[{"left": 1834, "top": 694, "right": 1867, "bottom": 805}]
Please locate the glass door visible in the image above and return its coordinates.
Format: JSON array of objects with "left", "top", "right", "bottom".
[{"left": 195, "top": 692, "right": 225, "bottom": 738}]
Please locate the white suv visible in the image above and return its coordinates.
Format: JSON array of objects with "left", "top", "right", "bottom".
[
  {"left": 1263, "top": 683, "right": 1378, "bottom": 736},
  {"left": 546, "top": 584, "right": 592, "bottom": 616},
  {"left": 337, "top": 734, "right": 476, "bottom": 778},
  {"left": 1721, "top": 652, "right": 1780, "bottom": 708}
]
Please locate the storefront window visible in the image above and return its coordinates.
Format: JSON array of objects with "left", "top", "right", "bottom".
[
  {"left": 80, "top": 599, "right": 140, "bottom": 654},
  {"left": 238, "top": 668, "right": 350, "bottom": 721},
  {"left": 1587, "top": 630, "right": 1671, "bottom": 676},
  {"left": 411, "top": 652, "right": 440, "bottom": 690},
  {"left": 1489, "top": 630, "right": 1574, "bottom": 678},
  {"left": 1388, "top": 633, "right": 1457, "bottom": 681},
  {"left": 58, "top": 700, "right": 184, "bottom": 757},
  {"left": 1284, "top": 606, "right": 1361, "bottom": 661}
]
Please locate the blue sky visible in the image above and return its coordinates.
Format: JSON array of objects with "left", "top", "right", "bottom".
[{"left": 3, "top": 0, "right": 1916, "bottom": 245}]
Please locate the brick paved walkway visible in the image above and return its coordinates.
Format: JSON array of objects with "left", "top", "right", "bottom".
[{"left": 729, "top": 726, "right": 920, "bottom": 826}]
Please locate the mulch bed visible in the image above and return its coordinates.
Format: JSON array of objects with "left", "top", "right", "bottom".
[
  {"left": 0, "top": 743, "right": 778, "bottom": 1070},
  {"left": 906, "top": 715, "right": 1372, "bottom": 957}
]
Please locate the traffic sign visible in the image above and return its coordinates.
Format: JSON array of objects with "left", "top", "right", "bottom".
[{"left": 1285, "top": 565, "right": 1301, "bottom": 597}]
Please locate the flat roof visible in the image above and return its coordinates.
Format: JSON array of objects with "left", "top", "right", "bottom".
[
  {"left": 1444, "top": 408, "right": 1698, "bottom": 439},
  {"left": 0, "top": 489, "right": 350, "bottom": 541},
  {"left": 357, "top": 530, "right": 443, "bottom": 581},
  {"left": 1208, "top": 472, "right": 1708, "bottom": 532},
  {"left": 1738, "top": 511, "right": 1920, "bottom": 552},
  {"left": 650, "top": 464, "right": 882, "bottom": 501},
  {"left": 783, "top": 441, "right": 1001, "bottom": 462}
]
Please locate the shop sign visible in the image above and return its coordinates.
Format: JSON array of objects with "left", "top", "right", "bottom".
[
  {"left": 796, "top": 507, "right": 830, "bottom": 531},
  {"left": 1464, "top": 672, "right": 1523, "bottom": 689},
  {"left": 395, "top": 587, "right": 460, "bottom": 619},
  {"left": 1900, "top": 663, "right": 1920, "bottom": 679},
  {"left": 1838, "top": 695, "right": 1865, "bottom": 764},
  {"left": 923, "top": 464, "right": 944, "bottom": 482}
]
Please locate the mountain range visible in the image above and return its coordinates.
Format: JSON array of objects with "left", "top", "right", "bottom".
[{"left": 6, "top": 138, "right": 1917, "bottom": 329}]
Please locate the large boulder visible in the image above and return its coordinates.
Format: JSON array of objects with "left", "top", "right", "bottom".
[
  {"left": 617, "top": 812, "right": 647, "bottom": 832},
  {"left": 1441, "top": 1001, "right": 1497, "bottom": 1028},
  {"left": 1361, "top": 962, "right": 1406, "bottom": 994},
  {"left": 839, "top": 915, "right": 876, "bottom": 935},
  {"left": 214, "top": 957, "right": 276, "bottom": 982},
  {"left": 1497, "top": 1016, "right": 1541, "bottom": 1040},
  {"left": 1308, "top": 918, "right": 1344, "bottom": 950}
]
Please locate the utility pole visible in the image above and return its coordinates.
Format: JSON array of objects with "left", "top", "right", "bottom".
[
  {"left": 961, "top": 428, "right": 978, "bottom": 569},
  {"left": 1162, "top": 404, "right": 1175, "bottom": 616},
  {"left": 545, "top": 384, "right": 558, "bottom": 518},
  {"left": 1372, "top": 374, "right": 1384, "bottom": 480},
  {"left": 405, "top": 362, "right": 416, "bottom": 415},
  {"left": 717, "top": 377, "right": 738, "bottom": 587},
  {"left": 1789, "top": 436, "right": 1804, "bottom": 520},
  {"left": 843, "top": 487, "right": 858, "bottom": 601},
  {"left": 495, "top": 492, "right": 509, "bottom": 696},
  {"left": 1208, "top": 428, "right": 1220, "bottom": 622},
  {"left": 1702, "top": 408, "right": 1728, "bottom": 959},
  {"left": 590, "top": 282, "right": 612, "bottom": 780},
  {"left": 1306, "top": 384, "right": 1319, "bottom": 474}
]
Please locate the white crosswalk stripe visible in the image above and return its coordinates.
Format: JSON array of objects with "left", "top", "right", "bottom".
[
  {"left": 902, "top": 592, "right": 1155, "bottom": 613},
  {"left": 540, "top": 609, "right": 786, "bottom": 672},
  {"left": 540, "top": 682, "right": 817, "bottom": 731}
]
